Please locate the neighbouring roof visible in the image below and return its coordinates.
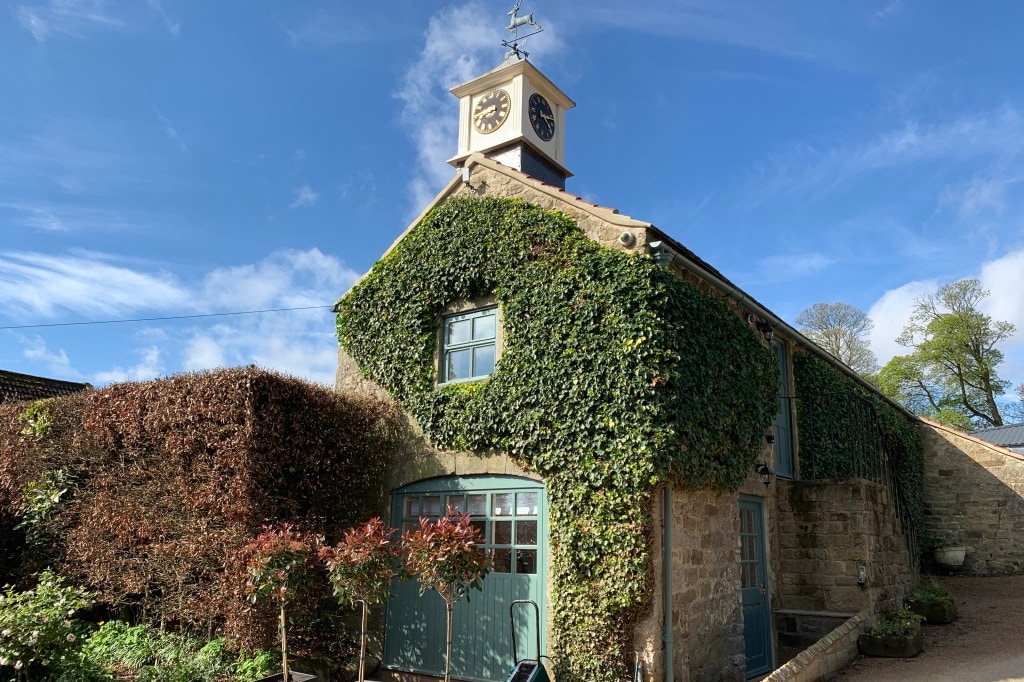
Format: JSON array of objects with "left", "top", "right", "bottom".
[
  {"left": 0, "top": 369, "right": 92, "bottom": 404},
  {"left": 972, "top": 423, "right": 1024, "bottom": 451}
]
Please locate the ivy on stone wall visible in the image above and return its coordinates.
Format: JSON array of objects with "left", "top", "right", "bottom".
[
  {"left": 336, "top": 196, "right": 778, "bottom": 681},
  {"left": 792, "top": 351, "right": 924, "bottom": 544}
]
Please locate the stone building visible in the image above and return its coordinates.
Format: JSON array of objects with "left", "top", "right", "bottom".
[
  {"left": 334, "top": 54, "right": 920, "bottom": 682},
  {"left": 0, "top": 369, "right": 91, "bottom": 404}
]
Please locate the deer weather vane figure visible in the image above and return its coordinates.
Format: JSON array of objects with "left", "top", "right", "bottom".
[
  {"left": 506, "top": 1, "right": 540, "bottom": 32},
  {"left": 503, "top": 1, "right": 542, "bottom": 59}
]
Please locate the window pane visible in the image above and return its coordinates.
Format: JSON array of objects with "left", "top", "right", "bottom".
[
  {"left": 516, "top": 520, "right": 537, "bottom": 545},
  {"left": 447, "top": 495, "right": 466, "bottom": 513},
  {"left": 404, "top": 496, "right": 420, "bottom": 519},
  {"left": 473, "top": 314, "right": 496, "bottom": 340},
  {"left": 447, "top": 349, "right": 471, "bottom": 381},
  {"left": 515, "top": 549, "right": 537, "bottom": 575},
  {"left": 516, "top": 492, "right": 538, "bottom": 516},
  {"left": 492, "top": 493, "right": 513, "bottom": 516},
  {"left": 470, "top": 519, "right": 486, "bottom": 542},
  {"left": 473, "top": 345, "right": 495, "bottom": 377},
  {"left": 422, "top": 496, "right": 441, "bottom": 517},
  {"left": 447, "top": 318, "right": 472, "bottom": 345},
  {"left": 493, "top": 520, "right": 512, "bottom": 545},
  {"left": 492, "top": 549, "right": 512, "bottom": 573},
  {"left": 402, "top": 521, "right": 418, "bottom": 535},
  {"left": 467, "top": 494, "right": 487, "bottom": 516}
]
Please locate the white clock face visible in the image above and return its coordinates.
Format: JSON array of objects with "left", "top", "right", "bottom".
[{"left": 473, "top": 89, "right": 511, "bottom": 134}]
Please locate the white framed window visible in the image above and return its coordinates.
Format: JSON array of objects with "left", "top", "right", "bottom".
[{"left": 440, "top": 306, "right": 498, "bottom": 383}]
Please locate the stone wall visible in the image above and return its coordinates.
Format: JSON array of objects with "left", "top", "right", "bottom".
[
  {"left": 773, "top": 479, "right": 916, "bottom": 615},
  {"left": 919, "top": 419, "right": 1024, "bottom": 574},
  {"left": 762, "top": 610, "right": 869, "bottom": 682},
  {"left": 669, "top": 488, "right": 746, "bottom": 682}
]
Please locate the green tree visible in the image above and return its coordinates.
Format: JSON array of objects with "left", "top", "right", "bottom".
[
  {"left": 1006, "top": 383, "right": 1024, "bottom": 423},
  {"left": 880, "top": 278, "right": 1014, "bottom": 428},
  {"left": 795, "top": 302, "right": 879, "bottom": 375}
]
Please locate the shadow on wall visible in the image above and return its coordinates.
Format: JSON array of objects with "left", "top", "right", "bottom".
[{"left": 918, "top": 418, "right": 1024, "bottom": 575}]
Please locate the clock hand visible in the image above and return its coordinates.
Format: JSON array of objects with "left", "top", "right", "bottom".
[{"left": 540, "top": 113, "right": 555, "bottom": 122}]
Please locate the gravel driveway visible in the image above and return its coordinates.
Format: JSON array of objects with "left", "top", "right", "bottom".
[{"left": 835, "top": 574, "right": 1024, "bottom": 682}]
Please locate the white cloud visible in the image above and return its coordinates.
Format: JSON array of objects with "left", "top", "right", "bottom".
[
  {"left": 0, "top": 250, "right": 190, "bottom": 319},
  {"left": 941, "top": 177, "right": 1011, "bottom": 219},
  {"left": 980, "top": 249, "right": 1024, "bottom": 347},
  {"left": 154, "top": 107, "right": 187, "bottom": 152},
  {"left": 756, "top": 252, "right": 833, "bottom": 282},
  {"left": 867, "top": 279, "right": 938, "bottom": 366},
  {"left": 182, "top": 335, "right": 225, "bottom": 371},
  {"left": 146, "top": 0, "right": 179, "bottom": 35},
  {"left": 283, "top": 9, "right": 370, "bottom": 49},
  {"left": 93, "top": 346, "right": 163, "bottom": 384},
  {"left": 746, "top": 105, "right": 1024, "bottom": 206},
  {"left": 2, "top": 248, "right": 358, "bottom": 387},
  {"left": 874, "top": 0, "right": 902, "bottom": 20},
  {"left": 19, "top": 335, "right": 81, "bottom": 379},
  {"left": 397, "top": 2, "right": 505, "bottom": 209},
  {"left": 290, "top": 185, "right": 319, "bottom": 208},
  {"left": 16, "top": 0, "right": 126, "bottom": 42}
]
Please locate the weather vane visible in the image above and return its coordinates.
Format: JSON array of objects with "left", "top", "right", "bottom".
[{"left": 502, "top": 1, "right": 542, "bottom": 59}]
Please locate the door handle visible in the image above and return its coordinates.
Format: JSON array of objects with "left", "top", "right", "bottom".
[{"left": 759, "top": 584, "right": 766, "bottom": 596}]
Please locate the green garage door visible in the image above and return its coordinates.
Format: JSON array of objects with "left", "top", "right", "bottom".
[{"left": 385, "top": 476, "right": 546, "bottom": 682}]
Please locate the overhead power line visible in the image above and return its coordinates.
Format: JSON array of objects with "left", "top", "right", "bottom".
[{"left": 0, "top": 305, "right": 333, "bottom": 331}]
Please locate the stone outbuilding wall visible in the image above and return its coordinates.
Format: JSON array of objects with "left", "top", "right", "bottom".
[
  {"left": 918, "top": 418, "right": 1024, "bottom": 574},
  {"left": 773, "top": 479, "right": 916, "bottom": 615}
]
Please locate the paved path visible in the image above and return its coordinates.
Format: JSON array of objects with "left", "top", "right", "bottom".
[{"left": 835, "top": 575, "right": 1024, "bottom": 682}]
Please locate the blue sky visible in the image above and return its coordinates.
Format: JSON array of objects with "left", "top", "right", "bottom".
[{"left": 2, "top": 1, "right": 1024, "bottom": 405}]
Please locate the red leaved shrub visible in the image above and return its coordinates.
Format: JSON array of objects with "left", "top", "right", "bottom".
[{"left": 0, "top": 367, "right": 397, "bottom": 659}]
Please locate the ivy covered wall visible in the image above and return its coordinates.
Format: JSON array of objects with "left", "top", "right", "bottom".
[
  {"left": 335, "top": 196, "right": 778, "bottom": 681},
  {"left": 792, "top": 351, "right": 925, "bottom": 544}
]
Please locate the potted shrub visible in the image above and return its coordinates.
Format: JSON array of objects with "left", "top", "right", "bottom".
[
  {"left": 858, "top": 607, "right": 924, "bottom": 658},
  {"left": 243, "top": 523, "right": 323, "bottom": 682},
  {"left": 321, "top": 517, "right": 401, "bottom": 682},
  {"left": 906, "top": 582, "right": 957, "bottom": 624},
  {"left": 402, "top": 507, "right": 492, "bottom": 682}
]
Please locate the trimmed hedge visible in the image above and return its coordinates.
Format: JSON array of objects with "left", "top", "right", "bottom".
[{"left": 0, "top": 367, "right": 397, "bottom": 659}]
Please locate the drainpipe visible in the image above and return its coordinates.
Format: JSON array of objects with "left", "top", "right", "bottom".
[{"left": 663, "top": 486, "right": 674, "bottom": 682}]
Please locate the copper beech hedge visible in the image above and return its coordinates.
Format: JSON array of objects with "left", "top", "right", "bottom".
[{"left": 0, "top": 367, "right": 398, "bottom": 656}]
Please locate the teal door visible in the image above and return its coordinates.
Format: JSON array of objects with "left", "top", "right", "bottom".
[
  {"left": 772, "top": 340, "right": 794, "bottom": 478},
  {"left": 385, "top": 476, "right": 546, "bottom": 682},
  {"left": 739, "top": 497, "right": 772, "bottom": 678}
]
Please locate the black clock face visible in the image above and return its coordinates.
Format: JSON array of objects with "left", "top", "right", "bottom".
[
  {"left": 529, "top": 93, "right": 555, "bottom": 141},
  {"left": 473, "top": 89, "right": 511, "bottom": 133}
]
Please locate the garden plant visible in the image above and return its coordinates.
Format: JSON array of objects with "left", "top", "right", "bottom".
[
  {"left": 243, "top": 524, "right": 324, "bottom": 682},
  {"left": 321, "top": 518, "right": 401, "bottom": 682},
  {"left": 401, "top": 508, "right": 491, "bottom": 682}
]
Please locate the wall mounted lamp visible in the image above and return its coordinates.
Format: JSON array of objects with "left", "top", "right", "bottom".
[
  {"left": 756, "top": 321, "right": 775, "bottom": 341},
  {"left": 756, "top": 463, "right": 774, "bottom": 487},
  {"left": 461, "top": 166, "right": 475, "bottom": 189}
]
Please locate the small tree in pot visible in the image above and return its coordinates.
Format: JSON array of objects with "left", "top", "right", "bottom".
[
  {"left": 402, "top": 507, "right": 491, "bottom": 682},
  {"left": 243, "top": 523, "right": 324, "bottom": 682},
  {"left": 321, "top": 518, "right": 401, "bottom": 682}
]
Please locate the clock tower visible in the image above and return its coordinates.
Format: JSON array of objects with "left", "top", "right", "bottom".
[{"left": 448, "top": 56, "right": 575, "bottom": 189}]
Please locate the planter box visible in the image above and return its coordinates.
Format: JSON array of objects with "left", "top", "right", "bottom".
[
  {"left": 858, "top": 628, "right": 923, "bottom": 658},
  {"left": 906, "top": 598, "right": 957, "bottom": 624},
  {"left": 933, "top": 544, "right": 966, "bottom": 567}
]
